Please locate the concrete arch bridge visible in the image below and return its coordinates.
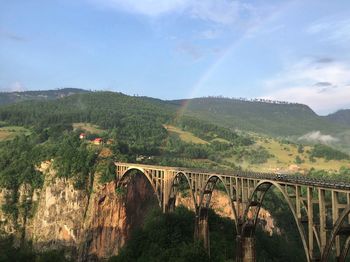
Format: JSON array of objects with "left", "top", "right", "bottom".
[{"left": 115, "top": 162, "right": 350, "bottom": 262}]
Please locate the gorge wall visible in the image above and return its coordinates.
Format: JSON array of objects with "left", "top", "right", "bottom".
[
  {"left": 0, "top": 161, "right": 158, "bottom": 261},
  {"left": 0, "top": 161, "right": 277, "bottom": 261}
]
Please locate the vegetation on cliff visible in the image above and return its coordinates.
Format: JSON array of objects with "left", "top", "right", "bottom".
[{"left": 0, "top": 236, "right": 69, "bottom": 262}]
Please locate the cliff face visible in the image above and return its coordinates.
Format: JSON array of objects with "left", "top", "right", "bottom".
[
  {"left": 0, "top": 161, "right": 158, "bottom": 261},
  {"left": 80, "top": 172, "right": 158, "bottom": 261},
  {"left": 29, "top": 168, "right": 88, "bottom": 257},
  {"left": 0, "top": 162, "right": 277, "bottom": 261}
]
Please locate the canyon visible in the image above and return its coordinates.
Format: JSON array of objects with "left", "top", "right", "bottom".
[{"left": 0, "top": 161, "right": 276, "bottom": 261}]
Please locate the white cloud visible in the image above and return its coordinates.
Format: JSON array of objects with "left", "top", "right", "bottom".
[
  {"left": 91, "top": 0, "right": 187, "bottom": 17},
  {"left": 190, "top": 0, "right": 241, "bottom": 25},
  {"left": 90, "top": 0, "right": 252, "bottom": 25},
  {"left": 306, "top": 18, "right": 350, "bottom": 44},
  {"left": 261, "top": 59, "right": 350, "bottom": 114},
  {"left": 298, "top": 131, "right": 339, "bottom": 144},
  {"left": 1, "top": 81, "right": 27, "bottom": 92}
]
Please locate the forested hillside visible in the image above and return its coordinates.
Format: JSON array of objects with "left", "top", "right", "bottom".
[
  {"left": 2, "top": 89, "right": 349, "bottom": 139},
  {"left": 167, "top": 97, "right": 348, "bottom": 136},
  {"left": 0, "top": 91, "right": 348, "bottom": 171}
]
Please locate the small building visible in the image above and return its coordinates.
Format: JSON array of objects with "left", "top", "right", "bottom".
[
  {"left": 79, "top": 133, "right": 86, "bottom": 140},
  {"left": 93, "top": 138, "right": 103, "bottom": 145}
]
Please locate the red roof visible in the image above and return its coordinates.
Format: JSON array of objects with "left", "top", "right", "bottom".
[{"left": 93, "top": 138, "right": 103, "bottom": 142}]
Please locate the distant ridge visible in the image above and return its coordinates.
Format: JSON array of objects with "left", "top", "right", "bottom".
[
  {"left": 186, "top": 95, "right": 303, "bottom": 105},
  {"left": 0, "top": 88, "right": 89, "bottom": 106},
  {"left": 326, "top": 109, "right": 350, "bottom": 126}
]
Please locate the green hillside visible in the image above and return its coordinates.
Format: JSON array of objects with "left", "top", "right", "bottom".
[
  {"left": 0, "top": 90, "right": 349, "bottom": 173},
  {"left": 2, "top": 89, "right": 348, "bottom": 139},
  {"left": 168, "top": 97, "right": 348, "bottom": 137}
]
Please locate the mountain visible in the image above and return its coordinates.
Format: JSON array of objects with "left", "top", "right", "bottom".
[
  {"left": 167, "top": 97, "right": 348, "bottom": 137},
  {"left": 0, "top": 88, "right": 89, "bottom": 106},
  {"left": 1, "top": 89, "right": 348, "bottom": 138},
  {"left": 326, "top": 109, "right": 350, "bottom": 126}
]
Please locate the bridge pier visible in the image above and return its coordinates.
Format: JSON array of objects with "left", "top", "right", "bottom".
[
  {"left": 236, "top": 235, "right": 256, "bottom": 262},
  {"left": 195, "top": 208, "right": 210, "bottom": 255},
  {"left": 164, "top": 197, "right": 176, "bottom": 213}
]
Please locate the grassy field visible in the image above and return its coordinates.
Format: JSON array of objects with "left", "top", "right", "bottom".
[
  {"left": 163, "top": 126, "right": 349, "bottom": 173},
  {"left": 0, "top": 126, "right": 31, "bottom": 141},
  {"left": 73, "top": 122, "right": 105, "bottom": 134},
  {"left": 232, "top": 135, "right": 350, "bottom": 173},
  {"left": 163, "top": 125, "right": 209, "bottom": 144}
]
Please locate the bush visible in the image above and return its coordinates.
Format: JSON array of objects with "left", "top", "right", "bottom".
[
  {"left": 310, "top": 144, "right": 349, "bottom": 160},
  {"left": 247, "top": 147, "right": 272, "bottom": 164},
  {"left": 98, "top": 159, "right": 116, "bottom": 184},
  {"left": 295, "top": 155, "right": 303, "bottom": 164}
]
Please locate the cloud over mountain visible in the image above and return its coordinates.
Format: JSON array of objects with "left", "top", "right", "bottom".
[{"left": 298, "top": 131, "right": 339, "bottom": 144}]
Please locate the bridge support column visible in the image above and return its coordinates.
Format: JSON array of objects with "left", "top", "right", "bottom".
[
  {"left": 165, "top": 197, "right": 176, "bottom": 213},
  {"left": 195, "top": 208, "right": 210, "bottom": 255},
  {"left": 236, "top": 235, "right": 256, "bottom": 262},
  {"left": 163, "top": 171, "right": 173, "bottom": 213}
]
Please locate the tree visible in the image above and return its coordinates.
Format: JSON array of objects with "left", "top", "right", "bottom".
[{"left": 295, "top": 155, "right": 302, "bottom": 164}]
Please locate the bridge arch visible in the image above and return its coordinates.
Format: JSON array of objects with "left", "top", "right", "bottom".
[
  {"left": 321, "top": 205, "right": 350, "bottom": 261},
  {"left": 167, "top": 172, "right": 198, "bottom": 212},
  {"left": 194, "top": 174, "right": 239, "bottom": 256},
  {"left": 119, "top": 167, "right": 162, "bottom": 208},
  {"left": 198, "top": 174, "right": 239, "bottom": 229},
  {"left": 241, "top": 180, "right": 310, "bottom": 262}
]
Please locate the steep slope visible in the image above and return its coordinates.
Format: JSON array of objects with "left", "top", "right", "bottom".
[
  {"left": 0, "top": 88, "right": 89, "bottom": 106},
  {"left": 0, "top": 160, "right": 159, "bottom": 261},
  {"left": 168, "top": 97, "right": 348, "bottom": 137}
]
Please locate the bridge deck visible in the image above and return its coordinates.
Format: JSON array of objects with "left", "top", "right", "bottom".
[{"left": 116, "top": 162, "right": 350, "bottom": 191}]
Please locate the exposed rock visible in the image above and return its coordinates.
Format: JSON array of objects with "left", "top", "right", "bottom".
[
  {"left": 0, "top": 161, "right": 278, "bottom": 261},
  {"left": 176, "top": 190, "right": 278, "bottom": 236},
  {"left": 0, "top": 188, "right": 16, "bottom": 235},
  {"left": 79, "top": 172, "right": 158, "bottom": 261},
  {"left": 29, "top": 173, "right": 88, "bottom": 258}
]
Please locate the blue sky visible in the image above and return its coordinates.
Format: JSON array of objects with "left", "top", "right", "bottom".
[{"left": 1, "top": 0, "right": 350, "bottom": 114}]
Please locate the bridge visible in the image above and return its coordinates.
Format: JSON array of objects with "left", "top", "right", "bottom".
[{"left": 115, "top": 162, "right": 350, "bottom": 262}]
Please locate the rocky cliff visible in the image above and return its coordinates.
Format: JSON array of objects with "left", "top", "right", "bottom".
[
  {"left": 0, "top": 161, "right": 158, "bottom": 261},
  {"left": 0, "top": 161, "right": 277, "bottom": 261}
]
